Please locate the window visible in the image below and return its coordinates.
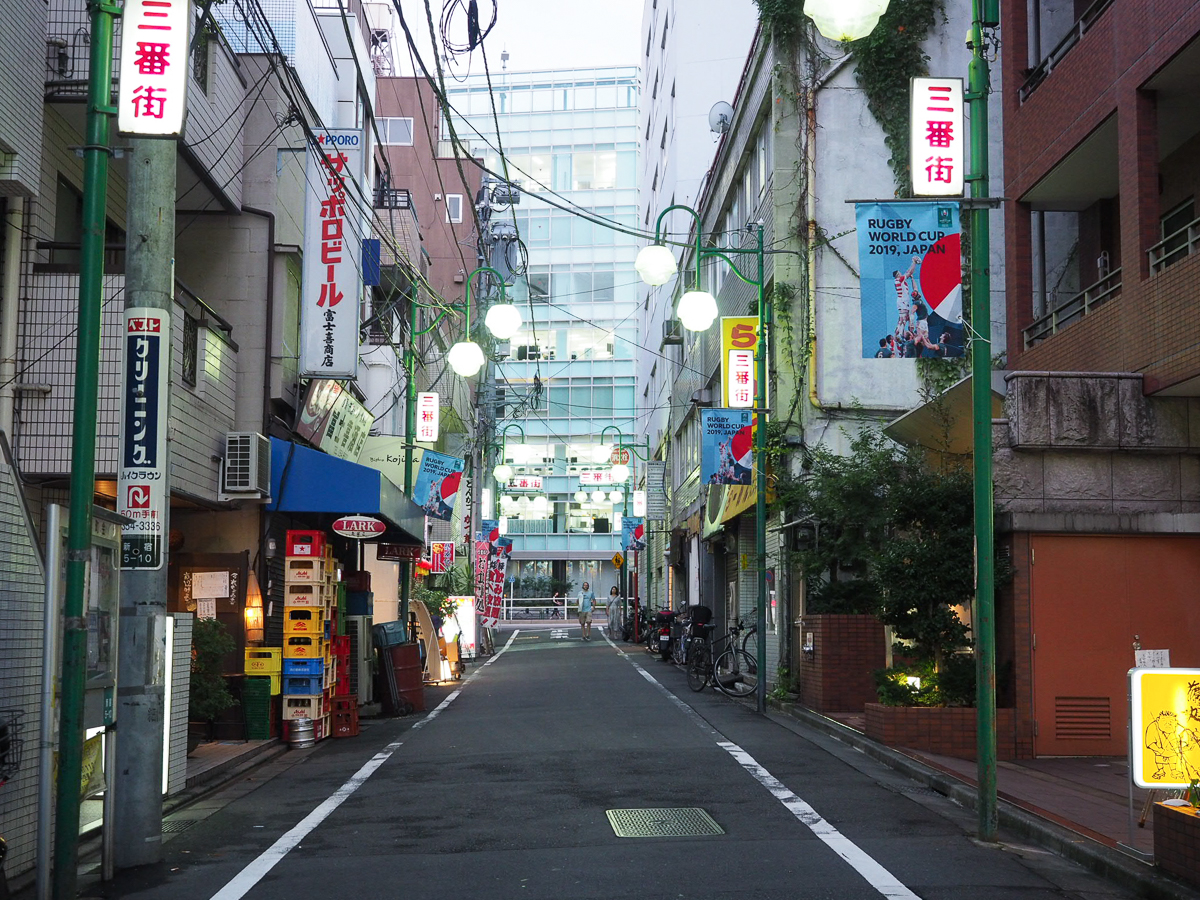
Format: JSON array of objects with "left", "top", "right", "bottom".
[
  {"left": 379, "top": 117, "right": 414, "bottom": 146},
  {"left": 446, "top": 194, "right": 463, "bottom": 223}
]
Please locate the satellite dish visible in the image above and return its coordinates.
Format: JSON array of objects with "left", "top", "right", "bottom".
[{"left": 708, "top": 101, "right": 734, "bottom": 135}]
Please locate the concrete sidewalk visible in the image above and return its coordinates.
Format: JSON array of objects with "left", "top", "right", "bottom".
[{"left": 778, "top": 702, "right": 1200, "bottom": 900}]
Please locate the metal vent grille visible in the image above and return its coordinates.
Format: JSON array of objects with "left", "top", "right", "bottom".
[
  {"left": 1055, "top": 696, "right": 1111, "bottom": 740},
  {"left": 606, "top": 808, "right": 724, "bottom": 838},
  {"left": 224, "top": 432, "right": 270, "bottom": 494},
  {"left": 162, "top": 819, "right": 197, "bottom": 833}
]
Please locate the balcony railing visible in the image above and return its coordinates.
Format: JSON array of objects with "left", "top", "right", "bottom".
[
  {"left": 1023, "top": 267, "right": 1122, "bottom": 348},
  {"left": 1148, "top": 215, "right": 1200, "bottom": 276},
  {"left": 1019, "top": 0, "right": 1114, "bottom": 102},
  {"left": 374, "top": 187, "right": 411, "bottom": 209}
]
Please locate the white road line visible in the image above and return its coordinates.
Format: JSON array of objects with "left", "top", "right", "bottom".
[
  {"left": 208, "top": 630, "right": 519, "bottom": 900},
  {"left": 606, "top": 634, "right": 919, "bottom": 900}
]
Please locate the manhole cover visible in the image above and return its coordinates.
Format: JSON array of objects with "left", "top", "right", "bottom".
[
  {"left": 161, "top": 820, "right": 197, "bottom": 833},
  {"left": 606, "top": 808, "right": 724, "bottom": 838}
]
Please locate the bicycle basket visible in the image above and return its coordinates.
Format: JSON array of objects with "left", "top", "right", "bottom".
[{"left": 690, "top": 605, "right": 713, "bottom": 625}]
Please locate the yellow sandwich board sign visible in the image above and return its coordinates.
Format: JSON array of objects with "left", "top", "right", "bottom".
[{"left": 1129, "top": 667, "right": 1200, "bottom": 789}]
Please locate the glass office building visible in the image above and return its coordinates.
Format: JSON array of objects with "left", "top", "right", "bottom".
[{"left": 444, "top": 67, "right": 640, "bottom": 586}]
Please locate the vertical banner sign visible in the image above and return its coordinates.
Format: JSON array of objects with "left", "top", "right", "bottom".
[
  {"left": 428, "top": 541, "right": 455, "bottom": 573},
  {"left": 700, "top": 409, "right": 753, "bottom": 486},
  {"left": 117, "top": 0, "right": 191, "bottom": 136},
  {"left": 856, "top": 202, "right": 964, "bottom": 359},
  {"left": 301, "top": 129, "right": 364, "bottom": 379},
  {"left": 910, "top": 77, "right": 965, "bottom": 197},
  {"left": 415, "top": 392, "right": 440, "bottom": 442},
  {"left": 118, "top": 309, "right": 171, "bottom": 569},
  {"left": 632, "top": 490, "right": 647, "bottom": 517},
  {"left": 473, "top": 518, "right": 497, "bottom": 619},
  {"left": 1129, "top": 668, "right": 1200, "bottom": 789},
  {"left": 622, "top": 517, "right": 646, "bottom": 552},
  {"left": 720, "top": 317, "right": 758, "bottom": 408},
  {"left": 645, "top": 460, "right": 668, "bottom": 519},
  {"left": 414, "top": 450, "right": 465, "bottom": 521}
]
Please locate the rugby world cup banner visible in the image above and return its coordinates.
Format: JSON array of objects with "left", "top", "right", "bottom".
[
  {"left": 622, "top": 517, "right": 646, "bottom": 552},
  {"left": 700, "top": 409, "right": 753, "bottom": 486},
  {"left": 414, "top": 450, "right": 465, "bottom": 521},
  {"left": 856, "top": 202, "right": 963, "bottom": 360}
]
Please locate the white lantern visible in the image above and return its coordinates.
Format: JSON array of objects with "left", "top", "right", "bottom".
[
  {"left": 635, "top": 244, "right": 678, "bottom": 286},
  {"left": 676, "top": 290, "right": 719, "bottom": 332},
  {"left": 591, "top": 490, "right": 606, "bottom": 503},
  {"left": 484, "top": 303, "right": 523, "bottom": 340},
  {"left": 447, "top": 340, "right": 485, "bottom": 376},
  {"left": 517, "top": 496, "right": 530, "bottom": 511},
  {"left": 593, "top": 445, "right": 613, "bottom": 463},
  {"left": 532, "top": 496, "right": 548, "bottom": 512},
  {"left": 500, "top": 494, "right": 515, "bottom": 509},
  {"left": 610, "top": 463, "right": 630, "bottom": 483},
  {"left": 804, "top": 0, "right": 890, "bottom": 41},
  {"left": 574, "top": 490, "right": 587, "bottom": 503},
  {"left": 493, "top": 463, "right": 514, "bottom": 482},
  {"left": 609, "top": 490, "right": 624, "bottom": 504}
]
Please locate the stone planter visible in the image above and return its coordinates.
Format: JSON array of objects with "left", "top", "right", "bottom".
[
  {"left": 797, "top": 614, "right": 885, "bottom": 713},
  {"left": 1154, "top": 801, "right": 1200, "bottom": 887},
  {"left": 864, "top": 703, "right": 1018, "bottom": 760}
]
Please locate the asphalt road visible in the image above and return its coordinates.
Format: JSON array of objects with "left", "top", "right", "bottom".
[{"left": 82, "top": 623, "right": 1138, "bottom": 900}]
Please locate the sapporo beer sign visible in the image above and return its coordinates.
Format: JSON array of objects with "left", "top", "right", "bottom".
[
  {"left": 332, "top": 515, "right": 386, "bottom": 539},
  {"left": 301, "top": 129, "right": 364, "bottom": 379},
  {"left": 118, "top": 309, "right": 171, "bottom": 569},
  {"left": 117, "top": 0, "right": 191, "bottom": 136}
]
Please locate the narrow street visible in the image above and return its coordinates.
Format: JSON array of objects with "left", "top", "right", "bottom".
[{"left": 85, "top": 626, "right": 1136, "bottom": 900}]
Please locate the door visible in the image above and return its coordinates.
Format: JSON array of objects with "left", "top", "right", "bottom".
[{"left": 1030, "top": 534, "right": 1200, "bottom": 756}]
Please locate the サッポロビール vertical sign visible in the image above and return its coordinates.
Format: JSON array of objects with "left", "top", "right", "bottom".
[
  {"left": 910, "top": 77, "right": 964, "bottom": 197},
  {"left": 117, "top": 0, "right": 192, "bottom": 136},
  {"left": 301, "top": 129, "right": 364, "bottom": 379},
  {"left": 118, "top": 309, "right": 171, "bottom": 569}
]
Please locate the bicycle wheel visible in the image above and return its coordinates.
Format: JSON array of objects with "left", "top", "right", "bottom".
[
  {"left": 687, "top": 646, "right": 710, "bottom": 692},
  {"left": 741, "top": 627, "right": 758, "bottom": 662},
  {"left": 713, "top": 649, "right": 758, "bottom": 698}
]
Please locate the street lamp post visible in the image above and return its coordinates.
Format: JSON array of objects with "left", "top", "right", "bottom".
[{"left": 637, "top": 206, "right": 769, "bottom": 713}]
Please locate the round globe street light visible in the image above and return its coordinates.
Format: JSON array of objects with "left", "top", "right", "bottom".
[
  {"left": 591, "top": 490, "right": 606, "bottom": 503},
  {"left": 574, "top": 490, "right": 587, "bottom": 503},
  {"left": 677, "top": 290, "right": 719, "bottom": 332},
  {"left": 532, "top": 496, "right": 548, "bottom": 512},
  {"left": 493, "top": 463, "right": 514, "bottom": 483},
  {"left": 803, "top": 0, "right": 890, "bottom": 41},
  {"left": 610, "top": 463, "right": 630, "bottom": 483},
  {"left": 634, "top": 243, "right": 678, "bottom": 285},
  {"left": 447, "top": 340, "right": 485, "bottom": 376},
  {"left": 593, "top": 445, "right": 612, "bottom": 463},
  {"left": 484, "top": 302, "right": 523, "bottom": 340},
  {"left": 608, "top": 490, "right": 624, "bottom": 504}
]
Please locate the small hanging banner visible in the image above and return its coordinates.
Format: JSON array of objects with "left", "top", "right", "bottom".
[
  {"left": 413, "top": 450, "right": 465, "bottom": 521},
  {"left": 700, "top": 409, "right": 753, "bottom": 486}
]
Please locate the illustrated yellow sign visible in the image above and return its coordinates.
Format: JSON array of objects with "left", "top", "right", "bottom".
[
  {"left": 1129, "top": 668, "right": 1200, "bottom": 789},
  {"left": 611, "top": 553, "right": 625, "bottom": 569}
]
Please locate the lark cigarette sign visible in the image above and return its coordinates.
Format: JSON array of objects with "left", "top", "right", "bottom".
[{"left": 332, "top": 516, "right": 386, "bottom": 539}]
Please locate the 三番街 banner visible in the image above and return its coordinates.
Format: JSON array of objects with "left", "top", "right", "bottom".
[{"left": 856, "top": 202, "right": 963, "bottom": 360}]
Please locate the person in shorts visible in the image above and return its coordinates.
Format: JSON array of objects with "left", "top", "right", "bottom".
[{"left": 578, "top": 582, "right": 596, "bottom": 641}]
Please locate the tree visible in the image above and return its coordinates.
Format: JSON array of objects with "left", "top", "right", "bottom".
[{"left": 190, "top": 617, "right": 237, "bottom": 726}]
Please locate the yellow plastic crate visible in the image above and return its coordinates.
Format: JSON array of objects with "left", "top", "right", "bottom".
[{"left": 244, "top": 647, "right": 282, "bottom": 675}]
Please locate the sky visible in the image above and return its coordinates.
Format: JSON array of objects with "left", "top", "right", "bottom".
[{"left": 390, "top": 0, "right": 646, "bottom": 77}]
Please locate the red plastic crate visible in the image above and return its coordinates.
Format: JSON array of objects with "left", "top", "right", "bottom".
[
  {"left": 286, "top": 530, "right": 326, "bottom": 558},
  {"left": 332, "top": 635, "right": 351, "bottom": 658},
  {"left": 332, "top": 707, "right": 359, "bottom": 738}
]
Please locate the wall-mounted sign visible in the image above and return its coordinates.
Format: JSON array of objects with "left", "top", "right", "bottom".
[
  {"left": 296, "top": 379, "right": 374, "bottom": 461},
  {"left": 416, "top": 392, "right": 440, "bottom": 442},
  {"left": 1129, "top": 667, "right": 1200, "bottom": 789},
  {"left": 428, "top": 541, "right": 455, "bottom": 573},
  {"left": 632, "top": 490, "right": 647, "bottom": 517},
  {"left": 301, "top": 129, "right": 364, "bottom": 379},
  {"left": 378, "top": 543, "right": 423, "bottom": 561},
  {"left": 332, "top": 515, "right": 386, "bottom": 539},
  {"left": 645, "top": 461, "right": 667, "bottom": 520},
  {"left": 506, "top": 475, "right": 543, "bottom": 491},
  {"left": 117, "top": 0, "right": 191, "bottom": 136},
  {"left": 578, "top": 469, "right": 621, "bottom": 486},
  {"left": 610, "top": 447, "right": 630, "bottom": 465},
  {"left": 118, "top": 308, "right": 170, "bottom": 570},
  {"left": 910, "top": 77, "right": 964, "bottom": 197},
  {"left": 721, "top": 317, "right": 758, "bottom": 409}
]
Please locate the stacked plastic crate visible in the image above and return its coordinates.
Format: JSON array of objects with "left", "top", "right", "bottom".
[
  {"left": 243, "top": 647, "right": 281, "bottom": 739},
  {"left": 282, "top": 530, "right": 338, "bottom": 742}
]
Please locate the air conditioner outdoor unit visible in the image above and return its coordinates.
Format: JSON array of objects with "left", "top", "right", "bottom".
[
  {"left": 661, "top": 319, "right": 684, "bottom": 347},
  {"left": 220, "top": 432, "right": 271, "bottom": 500}
]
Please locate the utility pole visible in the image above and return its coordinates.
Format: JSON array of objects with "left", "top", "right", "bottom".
[
  {"left": 53, "top": 0, "right": 117, "bottom": 894},
  {"left": 113, "top": 136, "right": 176, "bottom": 867},
  {"left": 969, "top": 0, "right": 1000, "bottom": 843}
]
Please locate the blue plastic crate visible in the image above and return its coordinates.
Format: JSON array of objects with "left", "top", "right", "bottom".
[
  {"left": 282, "top": 658, "right": 325, "bottom": 677},
  {"left": 283, "top": 674, "right": 324, "bottom": 695}
]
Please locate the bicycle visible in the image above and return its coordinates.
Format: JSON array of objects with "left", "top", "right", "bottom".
[{"left": 687, "top": 623, "right": 758, "bottom": 698}]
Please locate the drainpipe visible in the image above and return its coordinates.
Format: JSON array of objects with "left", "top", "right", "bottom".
[
  {"left": 240, "top": 206, "right": 276, "bottom": 435},
  {"left": 0, "top": 200, "right": 23, "bottom": 437}
]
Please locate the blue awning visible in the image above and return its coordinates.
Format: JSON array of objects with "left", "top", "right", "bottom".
[{"left": 266, "top": 437, "right": 425, "bottom": 544}]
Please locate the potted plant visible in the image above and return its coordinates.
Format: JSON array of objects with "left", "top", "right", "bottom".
[{"left": 189, "top": 617, "right": 237, "bottom": 751}]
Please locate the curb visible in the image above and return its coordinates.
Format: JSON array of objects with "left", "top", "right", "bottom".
[{"left": 773, "top": 701, "right": 1200, "bottom": 900}]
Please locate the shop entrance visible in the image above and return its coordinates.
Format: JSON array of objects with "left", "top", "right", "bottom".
[{"left": 1029, "top": 534, "right": 1200, "bottom": 756}]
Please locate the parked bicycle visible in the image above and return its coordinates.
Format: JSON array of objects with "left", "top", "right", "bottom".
[{"left": 687, "top": 621, "right": 758, "bottom": 698}]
